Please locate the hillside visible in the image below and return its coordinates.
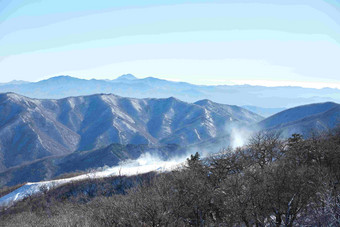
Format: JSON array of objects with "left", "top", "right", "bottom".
[
  {"left": 1, "top": 130, "right": 340, "bottom": 226},
  {"left": 0, "top": 143, "right": 181, "bottom": 187},
  {"left": 0, "top": 92, "right": 262, "bottom": 172},
  {"left": 258, "top": 102, "right": 340, "bottom": 137}
]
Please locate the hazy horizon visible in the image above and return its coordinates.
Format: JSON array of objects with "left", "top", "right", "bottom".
[
  {"left": 1, "top": 0, "right": 339, "bottom": 88},
  {"left": 2, "top": 74, "right": 340, "bottom": 90}
]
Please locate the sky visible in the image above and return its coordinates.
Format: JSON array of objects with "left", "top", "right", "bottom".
[{"left": 0, "top": 0, "right": 339, "bottom": 88}]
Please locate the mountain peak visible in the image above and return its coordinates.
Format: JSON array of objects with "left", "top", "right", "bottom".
[
  {"left": 116, "top": 74, "right": 137, "bottom": 80},
  {"left": 166, "top": 96, "right": 180, "bottom": 102},
  {"left": 39, "top": 75, "right": 82, "bottom": 83},
  {"left": 0, "top": 92, "right": 28, "bottom": 103},
  {"left": 0, "top": 80, "right": 29, "bottom": 85},
  {"left": 49, "top": 75, "right": 74, "bottom": 80},
  {"left": 194, "top": 99, "right": 213, "bottom": 106}
]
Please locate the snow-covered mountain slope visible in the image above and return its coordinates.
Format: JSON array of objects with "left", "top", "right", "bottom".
[
  {"left": 258, "top": 102, "right": 340, "bottom": 137},
  {"left": 195, "top": 99, "right": 262, "bottom": 124},
  {"left": 0, "top": 92, "right": 262, "bottom": 172},
  {"left": 0, "top": 93, "right": 80, "bottom": 172},
  {"left": 0, "top": 153, "right": 186, "bottom": 207},
  {"left": 1, "top": 75, "right": 340, "bottom": 109}
]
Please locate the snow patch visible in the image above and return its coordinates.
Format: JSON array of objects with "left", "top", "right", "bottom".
[
  {"left": 68, "top": 98, "right": 76, "bottom": 109},
  {"left": 130, "top": 99, "right": 143, "bottom": 112},
  {"left": 194, "top": 129, "right": 201, "bottom": 140}
]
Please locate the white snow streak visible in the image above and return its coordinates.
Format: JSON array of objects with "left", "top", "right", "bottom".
[{"left": 0, "top": 153, "right": 186, "bottom": 207}]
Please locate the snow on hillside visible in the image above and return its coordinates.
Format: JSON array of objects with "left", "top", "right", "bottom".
[
  {"left": 0, "top": 153, "right": 186, "bottom": 207},
  {"left": 0, "top": 92, "right": 261, "bottom": 172}
]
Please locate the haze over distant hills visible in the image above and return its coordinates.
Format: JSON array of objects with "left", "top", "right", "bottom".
[
  {"left": 1, "top": 75, "right": 340, "bottom": 116},
  {"left": 242, "top": 106, "right": 286, "bottom": 118}
]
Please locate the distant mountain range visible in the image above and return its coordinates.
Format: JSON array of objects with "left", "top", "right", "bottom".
[
  {"left": 1, "top": 75, "right": 340, "bottom": 115},
  {"left": 242, "top": 106, "right": 286, "bottom": 118},
  {"left": 0, "top": 92, "right": 262, "bottom": 173}
]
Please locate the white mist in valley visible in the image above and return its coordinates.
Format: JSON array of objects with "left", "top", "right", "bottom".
[
  {"left": 0, "top": 152, "right": 190, "bottom": 207},
  {"left": 225, "top": 122, "right": 257, "bottom": 149},
  {"left": 0, "top": 123, "right": 259, "bottom": 207},
  {"left": 230, "top": 126, "right": 254, "bottom": 149},
  {"left": 98, "top": 152, "right": 188, "bottom": 177}
]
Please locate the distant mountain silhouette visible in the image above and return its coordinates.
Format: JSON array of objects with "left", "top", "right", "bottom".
[
  {"left": 1, "top": 75, "right": 339, "bottom": 112},
  {"left": 242, "top": 105, "right": 286, "bottom": 117}
]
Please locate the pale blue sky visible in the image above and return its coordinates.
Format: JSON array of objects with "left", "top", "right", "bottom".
[{"left": 0, "top": 0, "right": 339, "bottom": 88}]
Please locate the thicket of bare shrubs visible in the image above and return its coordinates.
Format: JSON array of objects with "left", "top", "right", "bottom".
[{"left": 1, "top": 130, "right": 340, "bottom": 226}]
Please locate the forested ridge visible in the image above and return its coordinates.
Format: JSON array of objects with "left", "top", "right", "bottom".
[{"left": 1, "top": 129, "right": 340, "bottom": 226}]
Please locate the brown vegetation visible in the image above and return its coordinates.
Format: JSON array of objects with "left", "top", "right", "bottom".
[{"left": 1, "top": 130, "right": 340, "bottom": 226}]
